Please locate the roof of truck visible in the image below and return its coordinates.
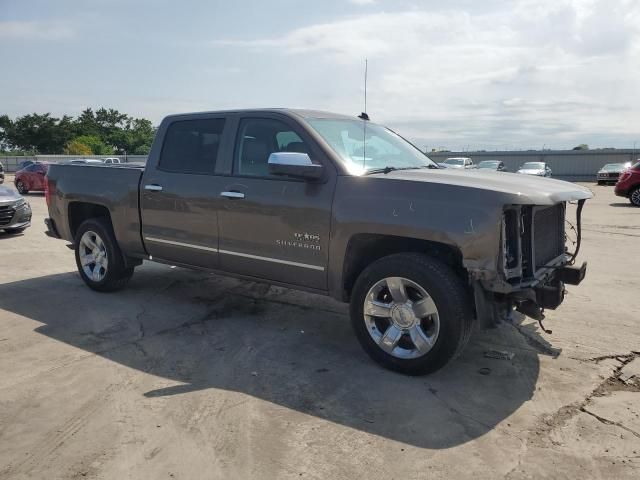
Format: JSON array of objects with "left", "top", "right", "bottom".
[{"left": 162, "top": 108, "right": 359, "bottom": 121}]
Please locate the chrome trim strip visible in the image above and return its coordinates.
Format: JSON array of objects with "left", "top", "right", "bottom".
[
  {"left": 144, "top": 236, "right": 219, "bottom": 252},
  {"left": 218, "top": 249, "right": 325, "bottom": 271},
  {"left": 144, "top": 237, "right": 325, "bottom": 271}
]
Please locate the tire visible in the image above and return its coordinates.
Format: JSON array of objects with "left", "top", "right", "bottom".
[
  {"left": 597, "top": 181, "right": 604, "bottom": 186},
  {"left": 15, "top": 180, "right": 28, "bottom": 194},
  {"left": 4, "top": 227, "right": 26, "bottom": 234},
  {"left": 350, "top": 253, "right": 474, "bottom": 375},
  {"left": 630, "top": 187, "right": 640, "bottom": 207},
  {"left": 74, "top": 218, "right": 134, "bottom": 292}
]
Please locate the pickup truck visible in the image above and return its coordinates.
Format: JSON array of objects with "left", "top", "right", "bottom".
[{"left": 44, "top": 109, "right": 592, "bottom": 375}]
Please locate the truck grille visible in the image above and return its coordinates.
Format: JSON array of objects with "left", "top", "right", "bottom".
[
  {"left": 0, "top": 205, "right": 16, "bottom": 226},
  {"left": 533, "top": 204, "right": 565, "bottom": 267}
]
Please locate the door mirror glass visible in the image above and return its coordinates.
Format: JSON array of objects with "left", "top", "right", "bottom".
[{"left": 268, "top": 152, "right": 324, "bottom": 180}]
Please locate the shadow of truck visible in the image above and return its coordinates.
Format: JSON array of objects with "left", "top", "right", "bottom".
[{"left": 0, "top": 265, "right": 543, "bottom": 449}]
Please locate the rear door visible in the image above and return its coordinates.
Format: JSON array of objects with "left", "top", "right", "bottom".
[
  {"left": 216, "top": 114, "right": 336, "bottom": 290},
  {"left": 140, "top": 115, "right": 230, "bottom": 269}
]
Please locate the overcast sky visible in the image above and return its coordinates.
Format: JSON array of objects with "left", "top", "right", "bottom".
[{"left": 1, "top": 0, "right": 638, "bottom": 150}]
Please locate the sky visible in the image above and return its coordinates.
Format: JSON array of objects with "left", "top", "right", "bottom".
[{"left": 1, "top": 0, "right": 639, "bottom": 151}]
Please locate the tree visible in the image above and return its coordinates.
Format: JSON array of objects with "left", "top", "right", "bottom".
[
  {"left": 64, "top": 139, "right": 93, "bottom": 155},
  {"left": 572, "top": 144, "right": 589, "bottom": 150},
  {"left": 68, "top": 135, "right": 113, "bottom": 155},
  {"left": 2, "top": 113, "right": 74, "bottom": 153},
  {"left": 0, "top": 108, "right": 156, "bottom": 154}
]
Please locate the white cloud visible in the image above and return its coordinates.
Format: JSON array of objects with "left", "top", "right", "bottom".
[
  {"left": 215, "top": 0, "right": 640, "bottom": 149},
  {"left": 349, "top": 0, "right": 377, "bottom": 5},
  {"left": 0, "top": 20, "right": 74, "bottom": 40}
]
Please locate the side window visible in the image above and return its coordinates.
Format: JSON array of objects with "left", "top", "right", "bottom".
[
  {"left": 159, "top": 118, "right": 225, "bottom": 174},
  {"left": 235, "top": 118, "right": 311, "bottom": 177}
]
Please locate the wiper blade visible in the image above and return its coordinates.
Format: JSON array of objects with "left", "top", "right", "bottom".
[{"left": 365, "top": 166, "right": 436, "bottom": 175}]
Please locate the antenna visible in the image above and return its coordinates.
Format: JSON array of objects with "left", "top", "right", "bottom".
[
  {"left": 358, "top": 59, "right": 370, "bottom": 121},
  {"left": 360, "top": 59, "right": 368, "bottom": 169},
  {"left": 364, "top": 58, "right": 367, "bottom": 114}
]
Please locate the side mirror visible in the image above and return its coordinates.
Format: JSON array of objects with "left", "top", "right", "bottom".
[{"left": 268, "top": 152, "right": 324, "bottom": 180}]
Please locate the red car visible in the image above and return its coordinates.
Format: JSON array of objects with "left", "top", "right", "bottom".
[
  {"left": 615, "top": 161, "right": 640, "bottom": 206},
  {"left": 15, "top": 162, "right": 49, "bottom": 194}
]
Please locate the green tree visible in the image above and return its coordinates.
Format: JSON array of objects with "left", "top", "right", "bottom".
[
  {"left": 70, "top": 135, "right": 113, "bottom": 155},
  {"left": 64, "top": 139, "right": 93, "bottom": 155},
  {"left": 3, "top": 113, "right": 74, "bottom": 153},
  {"left": 572, "top": 144, "right": 589, "bottom": 150}
]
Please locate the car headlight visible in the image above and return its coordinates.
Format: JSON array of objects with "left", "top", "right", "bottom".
[{"left": 14, "top": 198, "right": 27, "bottom": 208}]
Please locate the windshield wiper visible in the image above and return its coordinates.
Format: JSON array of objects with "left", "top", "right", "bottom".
[{"left": 365, "top": 165, "right": 439, "bottom": 175}]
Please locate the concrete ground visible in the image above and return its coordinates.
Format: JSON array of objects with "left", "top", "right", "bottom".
[{"left": 0, "top": 183, "right": 638, "bottom": 479}]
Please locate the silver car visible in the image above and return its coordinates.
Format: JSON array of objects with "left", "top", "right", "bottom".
[
  {"left": 0, "top": 185, "right": 32, "bottom": 233},
  {"left": 443, "top": 157, "right": 476, "bottom": 169},
  {"left": 517, "top": 161, "right": 552, "bottom": 177}
]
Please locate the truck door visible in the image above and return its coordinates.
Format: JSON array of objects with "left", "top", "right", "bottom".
[
  {"left": 216, "top": 116, "right": 336, "bottom": 291},
  {"left": 140, "top": 116, "right": 229, "bottom": 269}
]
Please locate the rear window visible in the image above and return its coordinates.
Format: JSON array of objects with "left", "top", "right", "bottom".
[{"left": 159, "top": 118, "right": 225, "bottom": 174}]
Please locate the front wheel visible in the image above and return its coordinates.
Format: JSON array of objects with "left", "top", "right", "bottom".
[
  {"left": 15, "top": 180, "right": 28, "bottom": 194},
  {"left": 74, "top": 218, "right": 134, "bottom": 292},
  {"left": 630, "top": 187, "right": 640, "bottom": 207},
  {"left": 350, "top": 253, "right": 474, "bottom": 375}
]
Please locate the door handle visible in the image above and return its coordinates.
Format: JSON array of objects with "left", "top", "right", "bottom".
[
  {"left": 144, "top": 184, "right": 163, "bottom": 192},
  {"left": 220, "top": 191, "right": 245, "bottom": 199}
]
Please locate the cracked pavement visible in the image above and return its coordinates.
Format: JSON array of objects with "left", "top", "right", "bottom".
[{"left": 0, "top": 184, "right": 638, "bottom": 479}]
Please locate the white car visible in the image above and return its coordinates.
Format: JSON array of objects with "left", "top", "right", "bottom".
[
  {"left": 517, "top": 162, "right": 552, "bottom": 177},
  {"left": 443, "top": 157, "right": 476, "bottom": 169},
  {"left": 103, "top": 157, "right": 122, "bottom": 164}
]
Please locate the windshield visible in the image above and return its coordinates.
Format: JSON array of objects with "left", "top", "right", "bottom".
[
  {"left": 306, "top": 118, "right": 436, "bottom": 174},
  {"left": 602, "top": 164, "right": 623, "bottom": 171},
  {"left": 478, "top": 161, "right": 499, "bottom": 168},
  {"left": 521, "top": 162, "right": 544, "bottom": 169}
]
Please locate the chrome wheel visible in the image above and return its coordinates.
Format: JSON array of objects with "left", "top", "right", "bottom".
[
  {"left": 363, "top": 277, "right": 440, "bottom": 359},
  {"left": 631, "top": 188, "right": 640, "bottom": 206},
  {"left": 79, "top": 230, "right": 108, "bottom": 282},
  {"left": 16, "top": 181, "right": 26, "bottom": 194}
]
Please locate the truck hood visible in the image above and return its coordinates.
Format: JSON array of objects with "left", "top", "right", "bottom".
[{"left": 370, "top": 169, "right": 593, "bottom": 205}]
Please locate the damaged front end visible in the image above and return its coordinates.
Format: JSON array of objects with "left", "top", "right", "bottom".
[{"left": 474, "top": 199, "right": 588, "bottom": 330}]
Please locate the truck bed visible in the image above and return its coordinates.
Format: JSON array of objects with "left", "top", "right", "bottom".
[{"left": 46, "top": 163, "right": 147, "bottom": 257}]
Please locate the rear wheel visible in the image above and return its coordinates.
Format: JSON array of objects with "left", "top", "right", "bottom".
[
  {"left": 630, "top": 187, "right": 640, "bottom": 207},
  {"left": 350, "top": 253, "right": 473, "bottom": 375},
  {"left": 15, "top": 180, "right": 28, "bottom": 194},
  {"left": 74, "top": 218, "right": 134, "bottom": 292}
]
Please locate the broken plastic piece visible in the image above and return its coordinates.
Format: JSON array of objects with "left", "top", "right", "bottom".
[{"left": 484, "top": 350, "right": 515, "bottom": 361}]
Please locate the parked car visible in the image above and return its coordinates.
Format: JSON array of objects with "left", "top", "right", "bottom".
[
  {"left": 44, "top": 108, "right": 592, "bottom": 375},
  {"left": 477, "top": 160, "right": 506, "bottom": 172},
  {"left": 65, "top": 159, "right": 105, "bottom": 165},
  {"left": 596, "top": 163, "right": 627, "bottom": 185},
  {"left": 103, "top": 157, "right": 122, "bottom": 164},
  {"left": 517, "top": 162, "right": 552, "bottom": 177},
  {"left": 0, "top": 184, "right": 32, "bottom": 233},
  {"left": 614, "top": 161, "right": 640, "bottom": 206},
  {"left": 443, "top": 157, "right": 475, "bottom": 169},
  {"left": 14, "top": 162, "right": 49, "bottom": 194},
  {"left": 0, "top": 162, "right": 4, "bottom": 184}
]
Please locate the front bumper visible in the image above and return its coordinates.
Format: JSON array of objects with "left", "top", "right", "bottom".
[{"left": 0, "top": 202, "right": 32, "bottom": 230}]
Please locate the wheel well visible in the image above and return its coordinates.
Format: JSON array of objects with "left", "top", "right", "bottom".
[
  {"left": 342, "top": 234, "right": 466, "bottom": 300},
  {"left": 68, "top": 202, "right": 112, "bottom": 239}
]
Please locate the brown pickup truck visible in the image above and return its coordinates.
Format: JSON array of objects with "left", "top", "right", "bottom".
[{"left": 44, "top": 109, "right": 592, "bottom": 375}]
